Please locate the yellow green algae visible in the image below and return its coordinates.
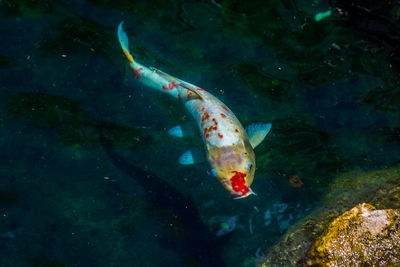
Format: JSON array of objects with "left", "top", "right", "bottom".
[
  {"left": 306, "top": 203, "right": 400, "bottom": 266},
  {"left": 258, "top": 166, "right": 400, "bottom": 266}
]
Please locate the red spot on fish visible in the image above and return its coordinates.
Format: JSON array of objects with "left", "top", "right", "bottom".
[
  {"left": 220, "top": 113, "right": 226, "bottom": 118},
  {"left": 218, "top": 133, "right": 223, "bottom": 139},
  {"left": 162, "top": 82, "right": 178, "bottom": 91},
  {"left": 235, "top": 129, "right": 239, "bottom": 133},
  {"left": 187, "top": 90, "right": 194, "bottom": 99},
  {"left": 222, "top": 105, "right": 229, "bottom": 112},
  {"left": 197, "top": 87, "right": 207, "bottom": 92},
  {"left": 178, "top": 94, "right": 182, "bottom": 101},
  {"left": 201, "top": 112, "right": 210, "bottom": 122},
  {"left": 204, "top": 125, "right": 218, "bottom": 137},
  {"left": 212, "top": 118, "right": 218, "bottom": 125},
  {"left": 230, "top": 171, "right": 249, "bottom": 195},
  {"left": 132, "top": 67, "right": 143, "bottom": 80},
  {"left": 169, "top": 82, "right": 178, "bottom": 89},
  {"left": 207, "top": 126, "right": 217, "bottom": 132}
]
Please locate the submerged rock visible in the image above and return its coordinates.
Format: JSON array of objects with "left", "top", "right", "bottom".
[
  {"left": 258, "top": 167, "right": 400, "bottom": 266},
  {"left": 305, "top": 203, "right": 400, "bottom": 266}
]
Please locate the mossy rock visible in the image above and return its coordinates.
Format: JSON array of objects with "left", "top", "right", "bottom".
[
  {"left": 258, "top": 166, "right": 400, "bottom": 266},
  {"left": 305, "top": 203, "right": 400, "bottom": 266}
]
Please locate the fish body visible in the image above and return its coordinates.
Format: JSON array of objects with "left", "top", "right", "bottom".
[{"left": 117, "top": 22, "right": 270, "bottom": 199}]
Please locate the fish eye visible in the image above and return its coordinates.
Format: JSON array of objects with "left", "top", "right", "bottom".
[
  {"left": 211, "top": 168, "right": 217, "bottom": 177},
  {"left": 246, "top": 162, "right": 253, "bottom": 171}
]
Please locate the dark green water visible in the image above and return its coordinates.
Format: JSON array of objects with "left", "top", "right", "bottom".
[{"left": 0, "top": 1, "right": 399, "bottom": 266}]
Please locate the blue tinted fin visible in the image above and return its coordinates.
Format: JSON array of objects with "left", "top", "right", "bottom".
[
  {"left": 169, "top": 125, "right": 185, "bottom": 138},
  {"left": 168, "top": 123, "right": 197, "bottom": 138},
  {"left": 245, "top": 123, "right": 272, "bottom": 149},
  {"left": 118, "top": 21, "right": 134, "bottom": 63},
  {"left": 178, "top": 149, "right": 205, "bottom": 165}
]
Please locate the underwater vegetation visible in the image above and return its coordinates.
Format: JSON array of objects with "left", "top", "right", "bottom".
[
  {"left": 5, "top": 92, "right": 150, "bottom": 149},
  {"left": 332, "top": 0, "right": 400, "bottom": 66},
  {"left": 2, "top": 0, "right": 54, "bottom": 17},
  {"left": 40, "top": 16, "right": 118, "bottom": 64}
]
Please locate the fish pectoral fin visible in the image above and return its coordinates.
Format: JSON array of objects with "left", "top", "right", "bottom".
[
  {"left": 178, "top": 148, "right": 205, "bottom": 165},
  {"left": 168, "top": 123, "right": 198, "bottom": 138},
  {"left": 245, "top": 122, "right": 272, "bottom": 149}
]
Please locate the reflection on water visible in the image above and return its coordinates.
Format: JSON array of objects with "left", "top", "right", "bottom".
[{"left": 0, "top": 0, "right": 399, "bottom": 266}]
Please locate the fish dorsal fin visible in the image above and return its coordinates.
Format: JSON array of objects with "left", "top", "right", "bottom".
[
  {"left": 151, "top": 67, "right": 202, "bottom": 100},
  {"left": 245, "top": 123, "right": 272, "bottom": 149}
]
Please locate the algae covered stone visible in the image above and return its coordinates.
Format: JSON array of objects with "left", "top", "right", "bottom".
[
  {"left": 258, "top": 167, "right": 400, "bottom": 266},
  {"left": 305, "top": 203, "right": 400, "bottom": 266}
]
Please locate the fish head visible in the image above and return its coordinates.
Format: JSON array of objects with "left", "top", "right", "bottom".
[{"left": 208, "top": 141, "right": 256, "bottom": 199}]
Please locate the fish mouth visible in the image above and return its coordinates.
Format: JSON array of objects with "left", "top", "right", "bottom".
[{"left": 232, "top": 188, "right": 257, "bottom": 200}]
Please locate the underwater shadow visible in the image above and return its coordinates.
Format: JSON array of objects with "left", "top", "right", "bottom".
[{"left": 97, "top": 121, "right": 228, "bottom": 267}]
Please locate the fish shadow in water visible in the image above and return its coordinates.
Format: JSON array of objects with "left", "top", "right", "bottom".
[
  {"left": 97, "top": 122, "right": 229, "bottom": 267},
  {"left": 4, "top": 91, "right": 229, "bottom": 266}
]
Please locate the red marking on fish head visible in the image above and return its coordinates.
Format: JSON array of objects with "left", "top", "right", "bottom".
[
  {"left": 235, "top": 129, "right": 239, "bottom": 133},
  {"left": 196, "top": 87, "right": 207, "bottom": 92},
  {"left": 220, "top": 113, "right": 226, "bottom": 118},
  {"left": 217, "top": 133, "right": 223, "bottom": 139},
  {"left": 230, "top": 171, "right": 249, "bottom": 196}
]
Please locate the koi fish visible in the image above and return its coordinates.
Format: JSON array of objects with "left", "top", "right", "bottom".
[{"left": 117, "top": 22, "right": 271, "bottom": 199}]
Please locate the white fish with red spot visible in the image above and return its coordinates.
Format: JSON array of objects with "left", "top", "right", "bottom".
[{"left": 117, "top": 22, "right": 271, "bottom": 199}]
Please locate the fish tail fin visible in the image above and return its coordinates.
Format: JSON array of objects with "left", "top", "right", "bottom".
[{"left": 118, "top": 21, "right": 134, "bottom": 64}]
